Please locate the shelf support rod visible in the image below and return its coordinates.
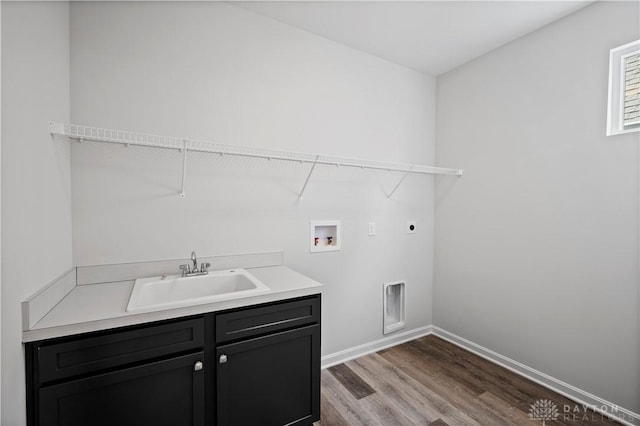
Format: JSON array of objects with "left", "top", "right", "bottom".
[
  {"left": 299, "top": 155, "right": 320, "bottom": 199},
  {"left": 386, "top": 172, "right": 410, "bottom": 199},
  {"left": 180, "top": 140, "right": 188, "bottom": 199}
]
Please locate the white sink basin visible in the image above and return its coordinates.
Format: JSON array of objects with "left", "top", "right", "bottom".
[{"left": 126, "top": 269, "right": 270, "bottom": 313}]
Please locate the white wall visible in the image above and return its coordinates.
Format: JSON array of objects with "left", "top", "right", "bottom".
[
  {"left": 70, "top": 2, "right": 436, "bottom": 358},
  {"left": 435, "top": 1, "right": 640, "bottom": 413},
  {"left": 1, "top": 2, "right": 72, "bottom": 425},
  {"left": 0, "top": 3, "right": 3, "bottom": 422},
  {"left": 3, "top": 0, "right": 636, "bottom": 422}
]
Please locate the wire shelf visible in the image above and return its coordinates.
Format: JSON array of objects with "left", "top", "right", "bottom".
[{"left": 49, "top": 121, "right": 463, "bottom": 198}]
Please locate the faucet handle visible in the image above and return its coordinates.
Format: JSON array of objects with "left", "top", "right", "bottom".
[
  {"left": 201, "top": 262, "right": 211, "bottom": 273},
  {"left": 179, "top": 264, "right": 191, "bottom": 276}
]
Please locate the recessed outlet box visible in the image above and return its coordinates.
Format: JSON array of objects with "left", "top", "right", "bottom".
[
  {"left": 310, "top": 220, "right": 341, "bottom": 253},
  {"left": 407, "top": 221, "right": 416, "bottom": 234},
  {"left": 368, "top": 222, "right": 376, "bottom": 236}
]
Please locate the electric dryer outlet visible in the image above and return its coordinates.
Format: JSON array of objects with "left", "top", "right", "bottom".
[{"left": 407, "top": 221, "right": 416, "bottom": 234}]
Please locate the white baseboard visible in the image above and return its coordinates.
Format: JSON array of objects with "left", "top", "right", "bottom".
[
  {"left": 321, "top": 325, "right": 432, "bottom": 369},
  {"left": 432, "top": 327, "right": 640, "bottom": 426}
]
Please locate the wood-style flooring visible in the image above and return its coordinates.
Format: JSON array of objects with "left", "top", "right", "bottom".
[{"left": 315, "top": 335, "right": 622, "bottom": 426}]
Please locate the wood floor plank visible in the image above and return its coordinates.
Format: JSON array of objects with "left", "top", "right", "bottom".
[
  {"left": 431, "top": 336, "right": 624, "bottom": 426},
  {"left": 412, "top": 337, "right": 557, "bottom": 405},
  {"left": 478, "top": 391, "right": 538, "bottom": 425},
  {"left": 328, "top": 363, "right": 376, "bottom": 400},
  {"left": 348, "top": 354, "right": 443, "bottom": 423},
  {"left": 320, "top": 369, "right": 379, "bottom": 426},
  {"left": 317, "top": 335, "right": 623, "bottom": 426},
  {"left": 405, "top": 338, "right": 486, "bottom": 395},
  {"left": 348, "top": 354, "right": 480, "bottom": 426},
  {"left": 379, "top": 343, "right": 515, "bottom": 426},
  {"left": 316, "top": 392, "right": 350, "bottom": 426},
  {"left": 411, "top": 336, "right": 607, "bottom": 426},
  {"left": 356, "top": 392, "right": 420, "bottom": 426}
]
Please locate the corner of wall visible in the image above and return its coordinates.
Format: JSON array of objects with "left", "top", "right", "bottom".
[{"left": 1, "top": 2, "right": 72, "bottom": 425}]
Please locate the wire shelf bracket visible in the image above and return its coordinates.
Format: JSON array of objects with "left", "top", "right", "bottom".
[
  {"left": 49, "top": 122, "right": 463, "bottom": 198},
  {"left": 299, "top": 155, "right": 320, "bottom": 199},
  {"left": 386, "top": 171, "right": 410, "bottom": 199},
  {"left": 180, "top": 140, "right": 188, "bottom": 199}
]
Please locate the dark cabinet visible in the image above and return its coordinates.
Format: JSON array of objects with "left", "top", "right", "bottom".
[
  {"left": 26, "top": 317, "right": 205, "bottom": 426},
  {"left": 25, "top": 294, "right": 321, "bottom": 426},
  {"left": 39, "top": 352, "right": 205, "bottom": 426},
  {"left": 215, "top": 294, "right": 321, "bottom": 426}
]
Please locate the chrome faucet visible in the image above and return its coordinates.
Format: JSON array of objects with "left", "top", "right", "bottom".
[
  {"left": 180, "top": 251, "right": 211, "bottom": 277},
  {"left": 191, "top": 251, "right": 198, "bottom": 273}
]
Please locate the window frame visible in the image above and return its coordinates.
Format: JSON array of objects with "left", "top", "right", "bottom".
[{"left": 607, "top": 39, "right": 640, "bottom": 136}]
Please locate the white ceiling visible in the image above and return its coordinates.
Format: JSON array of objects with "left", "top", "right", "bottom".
[{"left": 233, "top": 1, "right": 594, "bottom": 76}]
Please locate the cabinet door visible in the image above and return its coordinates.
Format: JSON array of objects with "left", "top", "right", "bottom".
[
  {"left": 216, "top": 325, "right": 320, "bottom": 426},
  {"left": 39, "top": 352, "right": 205, "bottom": 426}
]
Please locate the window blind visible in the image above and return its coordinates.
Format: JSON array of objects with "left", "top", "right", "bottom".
[{"left": 624, "top": 53, "right": 640, "bottom": 127}]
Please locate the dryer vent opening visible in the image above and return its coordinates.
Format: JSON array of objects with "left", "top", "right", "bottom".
[{"left": 383, "top": 281, "right": 405, "bottom": 335}]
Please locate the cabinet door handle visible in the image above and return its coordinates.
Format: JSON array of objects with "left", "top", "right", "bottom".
[
  {"left": 219, "top": 354, "right": 228, "bottom": 364},
  {"left": 194, "top": 361, "right": 203, "bottom": 371}
]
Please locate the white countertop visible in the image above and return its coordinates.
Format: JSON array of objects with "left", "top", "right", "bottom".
[{"left": 23, "top": 266, "right": 322, "bottom": 342}]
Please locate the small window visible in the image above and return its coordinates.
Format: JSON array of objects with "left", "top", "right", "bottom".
[{"left": 607, "top": 40, "right": 640, "bottom": 136}]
